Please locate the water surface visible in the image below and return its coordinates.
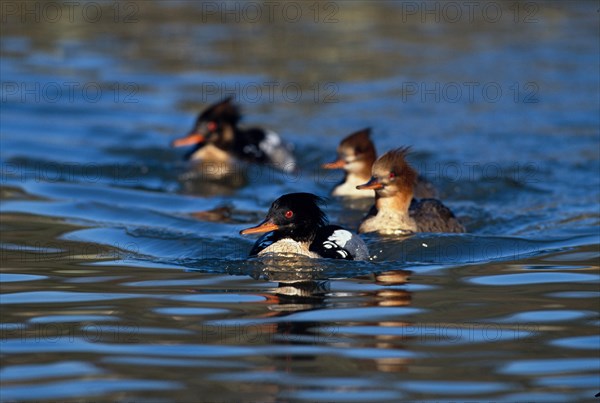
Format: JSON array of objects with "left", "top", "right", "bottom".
[{"left": 1, "top": 1, "right": 599, "bottom": 401}]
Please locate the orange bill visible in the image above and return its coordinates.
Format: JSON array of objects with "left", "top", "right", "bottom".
[
  {"left": 171, "top": 133, "right": 205, "bottom": 147},
  {"left": 240, "top": 220, "right": 279, "bottom": 235},
  {"left": 322, "top": 159, "right": 346, "bottom": 169},
  {"left": 356, "top": 177, "right": 383, "bottom": 190}
]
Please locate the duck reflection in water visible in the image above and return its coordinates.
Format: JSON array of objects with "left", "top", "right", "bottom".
[{"left": 244, "top": 253, "right": 415, "bottom": 375}]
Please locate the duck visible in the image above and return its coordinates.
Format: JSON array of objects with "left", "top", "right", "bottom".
[
  {"left": 323, "top": 128, "right": 437, "bottom": 199},
  {"left": 356, "top": 148, "right": 465, "bottom": 235},
  {"left": 322, "top": 128, "right": 377, "bottom": 198},
  {"left": 172, "top": 97, "right": 296, "bottom": 176},
  {"left": 240, "top": 192, "right": 369, "bottom": 260}
]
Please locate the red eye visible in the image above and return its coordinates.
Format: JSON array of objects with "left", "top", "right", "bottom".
[
  {"left": 284, "top": 210, "right": 294, "bottom": 219},
  {"left": 207, "top": 121, "right": 217, "bottom": 131},
  {"left": 389, "top": 172, "right": 396, "bottom": 180}
]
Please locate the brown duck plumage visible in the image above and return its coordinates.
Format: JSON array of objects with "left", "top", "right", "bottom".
[
  {"left": 357, "top": 148, "right": 465, "bottom": 235},
  {"left": 324, "top": 129, "right": 437, "bottom": 198}
]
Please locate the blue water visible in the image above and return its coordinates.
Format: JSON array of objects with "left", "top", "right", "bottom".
[{"left": 1, "top": 1, "right": 599, "bottom": 402}]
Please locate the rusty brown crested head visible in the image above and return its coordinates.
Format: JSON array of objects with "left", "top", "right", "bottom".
[
  {"left": 356, "top": 147, "right": 417, "bottom": 199},
  {"left": 322, "top": 128, "right": 376, "bottom": 176}
]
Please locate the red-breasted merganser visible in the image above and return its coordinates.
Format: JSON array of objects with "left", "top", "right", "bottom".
[
  {"left": 322, "top": 128, "right": 377, "bottom": 198},
  {"left": 323, "top": 129, "right": 437, "bottom": 199},
  {"left": 172, "top": 97, "right": 296, "bottom": 174},
  {"left": 356, "top": 148, "right": 465, "bottom": 235},
  {"left": 240, "top": 193, "right": 369, "bottom": 260}
]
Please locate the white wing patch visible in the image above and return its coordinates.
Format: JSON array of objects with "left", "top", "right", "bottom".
[
  {"left": 258, "top": 131, "right": 282, "bottom": 155},
  {"left": 328, "top": 230, "right": 353, "bottom": 248},
  {"left": 260, "top": 130, "right": 296, "bottom": 172},
  {"left": 320, "top": 229, "right": 353, "bottom": 259}
]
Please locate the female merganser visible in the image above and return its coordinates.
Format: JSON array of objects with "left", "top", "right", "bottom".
[
  {"left": 356, "top": 148, "right": 465, "bottom": 235},
  {"left": 322, "top": 128, "right": 377, "bottom": 197},
  {"left": 172, "top": 97, "right": 296, "bottom": 174},
  {"left": 240, "top": 193, "right": 369, "bottom": 260},
  {"left": 323, "top": 129, "right": 437, "bottom": 199}
]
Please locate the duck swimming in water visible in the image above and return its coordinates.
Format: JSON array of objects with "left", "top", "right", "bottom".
[
  {"left": 322, "top": 128, "right": 377, "bottom": 198},
  {"left": 240, "top": 192, "right": 369, "bottom": 260},
  {"left": 357, "top": 148, "right": 465, "bottom": 235},
  {"left": 172, "top": 97, "right": 296, "bottom": 177},
  {"left": 323, "top": 129, "right": 437, "bottom": 199}
]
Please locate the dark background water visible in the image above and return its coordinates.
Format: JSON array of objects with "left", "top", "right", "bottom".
[{"left": 1, "top": 1, "right": 599, "bottom": 401}]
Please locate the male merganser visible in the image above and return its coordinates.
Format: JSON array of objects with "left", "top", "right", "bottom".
[
  {"left": 172, "top": 97, "right": 296, "bottom": 174},
  {"left": 356, "top": 148, "right": 465, "bottom": 235},
  {"left": 323, "top": 129, "right": 437, "bottom": 198},
  {"left": 240, "top": 193, "right": 369, "bottom": 260}
]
